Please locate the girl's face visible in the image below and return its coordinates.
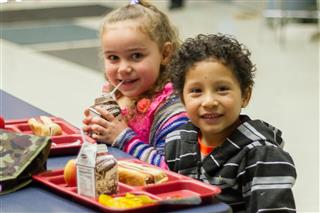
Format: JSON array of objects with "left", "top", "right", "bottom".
[
  {"left": 102, "top": 20, "right": 164, "bottom": 98},
  {"left": 182, "top": 60, "right": 251, "bottom": 144}
]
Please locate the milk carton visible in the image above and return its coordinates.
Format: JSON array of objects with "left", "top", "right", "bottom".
[
  {"left": 88, "top": 93, "right": 121, "bottom": 119},
  {"left": 76, "top": 142, "right": 118, "bottom": 198}
]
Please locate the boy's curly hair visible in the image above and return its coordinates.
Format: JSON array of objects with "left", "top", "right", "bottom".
[{"left": 169, "top": 34, "right": 256, "bottom": 98}]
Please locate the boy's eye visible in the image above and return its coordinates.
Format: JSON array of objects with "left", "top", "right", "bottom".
[
  {"left": 217, "top": 86, "right": 230, "bottom": 93},
  {"left": 131, "top": 53, "right": 143, "bottom": 60},
  {"left": 190, "top": 88, "right": 202, "bottom": 93}
]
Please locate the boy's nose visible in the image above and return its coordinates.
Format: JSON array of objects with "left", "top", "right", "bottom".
[{"left": 202, "top": 94, "right": 219, "bottom": 108}]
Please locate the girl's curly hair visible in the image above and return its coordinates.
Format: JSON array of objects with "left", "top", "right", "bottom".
[{"left": 169, "top": 34, "right": 256, "bottom": 98}]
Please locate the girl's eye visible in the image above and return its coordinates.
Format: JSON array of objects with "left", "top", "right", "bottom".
[
  {"left": 107, "top": 55, "right": 119, "bottom": 61},
  {"left": 131, "top": 53, "right": 143, "bottom": 60}
]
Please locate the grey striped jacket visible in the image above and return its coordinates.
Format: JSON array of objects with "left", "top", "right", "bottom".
[{"left": 165, "top": 115, "right": 296, "bottom": 213}]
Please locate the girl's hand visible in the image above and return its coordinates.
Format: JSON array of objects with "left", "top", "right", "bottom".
[
  {"left": 88, "top": 106, "right": 128, "bottom": 145},
  {"left": 82, "top": 108, "right": 94, "bottom": 133}
]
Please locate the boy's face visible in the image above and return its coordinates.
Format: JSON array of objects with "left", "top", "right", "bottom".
[{"left": 182, "top": 60, "right": 251, "bottom": 144}]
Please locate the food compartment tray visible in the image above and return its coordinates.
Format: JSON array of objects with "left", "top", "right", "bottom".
[
  {"left": 33, "top": 169, "right": 159, "bottom": 212},
  {"left": 50, "top": 134, "right": 95, "bottom": 156},
  {"left": 32, "top": 159, "right": 221, "bottom": 212},
  {"left": 142, "top": 180, "right": 217, "bottom": 204},
  {"left": 5, "top": 117, "right": 95, "bottom": 156},
  {"left": 33, "top": 169, "right": 135, "bottom": 194},
  {"left": 5, "top": 117, "right": 79, "bottom": 135}
]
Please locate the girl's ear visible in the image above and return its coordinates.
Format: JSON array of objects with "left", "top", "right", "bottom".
[
  {"left": 241, "top": 87, "right": 252, "bottom": 108},
  {"left": 161, "top": 42, "right": 173, "bottom": 65}
]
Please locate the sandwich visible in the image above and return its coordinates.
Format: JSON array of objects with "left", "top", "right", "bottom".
[
  {"left": 28, "top": 116, "right": 62, "bottom": 136},
  {"left": 118, "top": 161, "right": 168, "bottom": 186}
]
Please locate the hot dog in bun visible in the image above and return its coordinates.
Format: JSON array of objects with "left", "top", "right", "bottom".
[{"left": 118, "top": 161, "right": 168, "bottom": 186}]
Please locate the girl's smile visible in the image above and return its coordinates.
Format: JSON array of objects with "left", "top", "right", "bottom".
[
  {"left": 102, "top": 20, "right": 163, "bottom": 98},
  {"left": 120, "top": 79, "right": 139, "bottom": 90}
]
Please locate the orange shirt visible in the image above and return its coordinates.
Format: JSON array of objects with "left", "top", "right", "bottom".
[{"left": 198, "top": 134, "right": 216, "bottom": 159}]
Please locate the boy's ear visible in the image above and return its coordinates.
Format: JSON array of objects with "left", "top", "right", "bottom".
[
  {"left": 161, "top": 42, "right": 173, "bottom": 65},
  {"left": 241, "top": 87, "right": 252, "bottom": 108}
]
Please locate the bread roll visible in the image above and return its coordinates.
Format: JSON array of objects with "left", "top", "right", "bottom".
[
  {"left": 28, "top": 116, "right": 62, "bottom": 136},
  {"left": 39, "top": 116, "right": 62, "bottom": 136}
]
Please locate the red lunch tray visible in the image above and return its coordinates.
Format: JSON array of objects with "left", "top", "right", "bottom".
[
  {"left": 4, "top": 116, "right": 95, "bottom": 156},
  {"left": 32, "top": 159, "right": 221, "bottom": 213}
]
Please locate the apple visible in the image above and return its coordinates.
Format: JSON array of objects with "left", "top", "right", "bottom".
[
  {"left": 63, "top": 159, "right": 77, "bottom": 187},
  {"left": 0, "top": 116, "right": 5, "bottom": 129}
]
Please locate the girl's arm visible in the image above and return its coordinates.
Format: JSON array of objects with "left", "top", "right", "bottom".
[{"left": 112, "top": 96, "right": 188, "bottom": 169}]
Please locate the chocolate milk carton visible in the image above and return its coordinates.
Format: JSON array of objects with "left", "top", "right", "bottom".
[
  {"left": 76, "top": 142, "right": 118, "bottom": 198},
  {"left": 89, "top": 93, "right": 121, "bottom": 118}
]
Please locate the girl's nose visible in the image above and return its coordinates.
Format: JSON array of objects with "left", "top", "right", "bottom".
[{"left": 118, "top": 61, "right": 133, "bottom": 74}]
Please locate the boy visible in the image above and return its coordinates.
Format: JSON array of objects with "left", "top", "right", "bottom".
[{"left": 165, "top": 34, "right": 296, "bottom": 212}]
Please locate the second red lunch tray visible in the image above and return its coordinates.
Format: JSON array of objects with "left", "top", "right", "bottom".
[
  {"left": 32, "top": 159, "right": 221, "bottom": 212},
  {"left": 4, "top": 116, "right": 95, "bottom": 156}
]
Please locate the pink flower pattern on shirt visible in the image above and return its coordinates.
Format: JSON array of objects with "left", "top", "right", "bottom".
[{"left": 121, "top": 83, "right": 174, "bottom": 143}]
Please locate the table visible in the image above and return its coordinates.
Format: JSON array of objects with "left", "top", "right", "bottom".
[{"left": 0, "top": 89, "right": 232, "bottom": 213}]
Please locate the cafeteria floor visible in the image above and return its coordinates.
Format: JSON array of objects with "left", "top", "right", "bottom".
[{"left": 1, "top": 1, "right": 319, "bottom": 212}]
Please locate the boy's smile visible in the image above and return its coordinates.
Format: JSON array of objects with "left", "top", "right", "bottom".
[
  {"left": 200, "top": 112, "right": 223, "bottom": 124},
  {"left": 182, "top": 60, "right": 250, "bottom": 147}
]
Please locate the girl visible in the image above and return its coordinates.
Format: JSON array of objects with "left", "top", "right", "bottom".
[
  {"left": 165, "top": 34, "right": 296, "bottom": 212},
  {"left": 82, "top": 0, "right": 188, "bottom": 169}
]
